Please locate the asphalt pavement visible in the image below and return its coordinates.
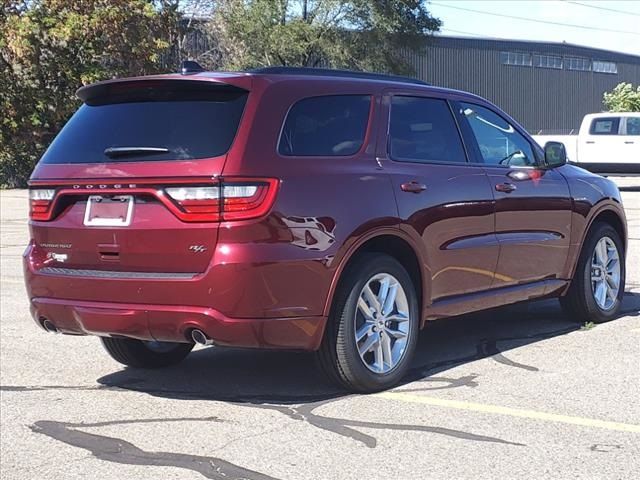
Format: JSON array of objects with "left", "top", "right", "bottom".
[{"left": 1, "top": 185, "right": 639, "bottom": 480}]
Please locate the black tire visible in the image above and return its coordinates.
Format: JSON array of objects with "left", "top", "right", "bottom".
[
  {"left": 316, "top": 253, "right": 419, "bottom": 392},
  {"left": 560, "top": 222, "right": 625, "bottom": 323},
  {"left": 101, "top": 337, "right": 194, "bottom": 368}
]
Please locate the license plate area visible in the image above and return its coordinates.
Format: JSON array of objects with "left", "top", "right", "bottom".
[{"left": 83, "top": 195, "right": 134, "bottom": 227}]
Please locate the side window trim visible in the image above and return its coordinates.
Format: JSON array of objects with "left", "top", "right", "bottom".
[
  {"left": 450, "top": 100, "right": 485, "bottom": 165},
  {"left": 456, "top": 100, "right": 542, "bottom": 168},
  {"left": 385, "top": 93, "right": 472, "bottom": 166},
  {"left": 446, "top": 99, "right": 473, "bottom": 165}
]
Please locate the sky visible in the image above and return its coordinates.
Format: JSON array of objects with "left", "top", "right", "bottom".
[{"left": 428, "top": 0, "right": 640, "bottom": 56}]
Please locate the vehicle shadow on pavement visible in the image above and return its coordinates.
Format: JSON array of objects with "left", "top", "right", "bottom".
[
  {"left": 27, "top": 295, "right": 640, "bottom": 480},
  {"left": 97, "top": 292, "right": 640, "bottom": 405}
]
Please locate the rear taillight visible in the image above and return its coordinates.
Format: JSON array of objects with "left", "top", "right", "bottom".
[
  {"left": 29, "top": 189, "right": 55, "bottom": 220},
  {"left": 164, "top": 186, "right": 220, "bottom": 215},
  {"left": 165, "top": 178, "right": 278, "bottom": 222}
]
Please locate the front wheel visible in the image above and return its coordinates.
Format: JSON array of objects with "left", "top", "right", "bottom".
[
  {"left": 316, "top": 253, "right": 419, "bottom": 392},
  {"left": 561, "top": 222, "right": 625, "bottom": 323},
  {"left": 101, "top": 337, "right": 194, "bottom": 368}
]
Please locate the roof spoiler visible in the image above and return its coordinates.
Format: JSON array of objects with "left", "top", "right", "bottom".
[{"left": 76, "top": 78, "right": 247, "bottom": 105}]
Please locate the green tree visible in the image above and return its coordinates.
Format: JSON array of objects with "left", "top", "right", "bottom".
[
  {"left": 0, "top": 0, "right": 180, "bottom": 187},
  {"left": 207, "top": 0, "right": 441, "bottom": 73},
  {"left": 602, "top": 82, "right": 640, "bottom": 112}
]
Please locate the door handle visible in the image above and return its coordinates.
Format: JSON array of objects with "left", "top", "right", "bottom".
[
  {"left": 495, "top": 182, "right": 517, "bottom": 193},
  {"left": 624, "top": 141, "right": 634, "bottom": 144},
  {"left": 400, "top": 181, "right": 427, "bottom": 193},
  {"left": 586, "top": 141, "right": 595, "bottom": 144}
]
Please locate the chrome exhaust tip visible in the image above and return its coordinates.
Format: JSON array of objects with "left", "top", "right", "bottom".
[
  {"left": 42, "top": 319, "right": 59, "bottom": 333},
  {"left": 191, "top": 329, "right": 214, "bottom": 346}
]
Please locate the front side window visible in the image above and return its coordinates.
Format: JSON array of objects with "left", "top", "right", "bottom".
[
  {"left": 388, "top": 96, "right": 467, "bottom": 164},
  {"left": 590, "top": 118, "right": 620, "bottom": 135},
  {"left": 278, "top": 95, "right": 371, "bottom": 156},
  {"left": 460, "top": 102, "right": 536, "bottom": 167}
]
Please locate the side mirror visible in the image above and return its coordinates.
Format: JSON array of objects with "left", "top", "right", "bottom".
[{"left": 544, "top": 141, "right": 567, "bottom": 168}]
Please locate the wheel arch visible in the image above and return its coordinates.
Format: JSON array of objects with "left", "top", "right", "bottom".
[
  {"left": 323, "top": 229, "right": 429, "bottom": 327},
  {"left": 567, "top": 204, "right": 627, "bottom": 280}
]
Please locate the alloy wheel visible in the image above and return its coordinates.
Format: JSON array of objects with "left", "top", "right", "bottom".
[
  {"left": 354, "top": 273, "right": 411, "bottom": 374},
  {"left": 590, "top": 236, "right": 621, "bottom": 311}
]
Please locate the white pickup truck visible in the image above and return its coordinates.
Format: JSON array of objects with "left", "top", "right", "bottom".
[{"left": 533, "top": 112, "right": 640, "bottom": 176}]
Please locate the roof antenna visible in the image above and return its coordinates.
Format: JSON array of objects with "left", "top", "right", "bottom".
[{"left": 181, "top": 60, "right": 204, "bottom": 75}]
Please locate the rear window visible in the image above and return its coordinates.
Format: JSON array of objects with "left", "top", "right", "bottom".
[
  {"left": 40, "top": 85, "right": 248, "bottom": 164},
  {"left": 589, "top": 117, "right": 620, "bottom": 135},
  {"left": 278, "top": 95, "right": 371, "bottom": 156},
  {"left": 625, "top": 117, "right": 640, "bottom": 135},
  {"left": 389, "top": 96, "right": 467, "bottom": 164}
]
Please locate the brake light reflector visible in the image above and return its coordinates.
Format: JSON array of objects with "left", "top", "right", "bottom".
[{"left": 29, "top": 189, "right": 55, "bottom": 220}]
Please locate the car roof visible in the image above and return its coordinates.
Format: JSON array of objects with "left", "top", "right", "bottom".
[
  {"left": 584, "top": 112, "right": 640, "bottom": 119},
  {"left": 77, "top": 68, "right": 486, "bottom": 104}
]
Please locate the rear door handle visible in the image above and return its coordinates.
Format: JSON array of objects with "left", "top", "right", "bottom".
[
  {"left": 586, "top": 141, "right": 595, "bottom": 144},
  {"left": 624, "top": 141, "right": 634, "bottom": 144},
  {"left": 400, "top": 181, "right": 427, "bottom": 193},
  {"left": 495, "top": 182, "right": 517, "bottom": 193}
]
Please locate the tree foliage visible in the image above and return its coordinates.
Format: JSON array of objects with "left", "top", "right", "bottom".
[
  {"left": 0, "top": 0, "right": 440, "bottom": 187},
  {"left": 207, "top": 0, "right": 441, "bottom": 73},
  {"left": 0, "top": 0, "right": 180, "bottom": 187},
  {"left": 603, "top": 82, "right": 640, "bottom": 112}
]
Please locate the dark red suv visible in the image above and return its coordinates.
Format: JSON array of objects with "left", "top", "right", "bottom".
[{"left": 24, "top": 66, "right": 627, "bottom": 392}]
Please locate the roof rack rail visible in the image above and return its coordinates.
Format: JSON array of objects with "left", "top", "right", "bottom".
[{"left": 250, "top": 67, "right": 430, "bottom": 86}]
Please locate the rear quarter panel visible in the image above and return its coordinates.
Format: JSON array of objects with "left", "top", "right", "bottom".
[{"left": 213, "top": 79, "right": 403, "bottom": 318}]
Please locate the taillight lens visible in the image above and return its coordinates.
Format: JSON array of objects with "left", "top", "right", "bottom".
[
  {"left": 165, "top": 186, "right": 221, "bottom": 215},
  {"left": 29, "top": 189, "right": 55, "bottom": 220},
  {"left": 165, "top": 179, "right": 278, "bottom": 222}
]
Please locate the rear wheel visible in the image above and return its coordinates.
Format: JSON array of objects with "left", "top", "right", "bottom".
[
  {"left": 317, "top": 253, "right": 419, "bottom": 392},
  {"left": 101, "top": 337, "right": 194, "bottom": 368},
  {"left": 561, "top": 222, "right": 625, "bottom": 323}
]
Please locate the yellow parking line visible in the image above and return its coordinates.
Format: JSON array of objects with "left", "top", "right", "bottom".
[{"left": 377, "top": 391, "right": 640, "bottom": 434}]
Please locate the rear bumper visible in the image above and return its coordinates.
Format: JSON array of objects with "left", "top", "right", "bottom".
[{"left": 29, "top": 297, "right": 327, "bottom": 351}]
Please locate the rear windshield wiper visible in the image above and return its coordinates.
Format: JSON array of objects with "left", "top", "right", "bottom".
[{"left": 104, "top": 146, "right": 170, "bottom": 158}]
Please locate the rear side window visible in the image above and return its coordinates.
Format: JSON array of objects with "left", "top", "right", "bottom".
[
  {"left": 624, "top": 117, "right": 640, "bottom": 135},
  {"left": 279, "top": 95, "right": 371, "bottom": 156},
  {"left": 40, "top": 86, "right": 248, "bottom": 164},
  {"left": 388, "top": 96, "right": 467, "bottom": 164},
  {"left": 589, "top": 117, "right": 620, "bottom": 135}
]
